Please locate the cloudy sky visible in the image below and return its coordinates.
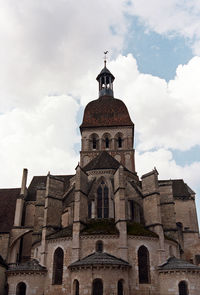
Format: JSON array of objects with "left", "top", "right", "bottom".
[{"left": 1, "top": 0, "right": 200, "bottom": 220}]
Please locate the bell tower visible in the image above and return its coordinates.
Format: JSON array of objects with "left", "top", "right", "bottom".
[{"left": 80, "top": 60, "right": 136, "bottom": 173}]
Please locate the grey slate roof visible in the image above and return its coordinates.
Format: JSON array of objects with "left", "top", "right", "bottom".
[
  {"left": 96, "top": 66, "right": 115, "bottom": 81},
  {"left": 158, "top": 256, "right": 200, "bottom": 271},
  {"left": 83, "top": 151, "right": 127, "bottom": 172},
  {"left": 8, "top": 259, "right": 47, "bottom": 273},
  {"left": 69, "top": 252, "right": 131, "bottom": 269},
  {"left": 0, "top": 188, "right": 20, "bottom": 233},
  {"left": 172, "top": 179, "right": 192, "bottom": 199},
  {"left": 46, "top": 226, "right": 72, "bottom": 240}
]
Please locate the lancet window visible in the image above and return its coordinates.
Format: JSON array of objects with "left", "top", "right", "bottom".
[
  {"left": 117, "top": 280, "right": 124, "bottom": 295},
  {"left": 52, "top": 247, "right": 64, "bottom": 285},
  {"left": 73, "top": 280, "right": 79, "bottom": 295},
  {"left": 97, "top": 181, "right": 109, "bottom": 218},
  {"left": 138, "top": 246, "right": 150, "bottom": 284}
]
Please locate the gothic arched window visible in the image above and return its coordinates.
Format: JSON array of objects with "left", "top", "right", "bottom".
[
  {"left": 179, "top": 281, "right": 188, "bottom": 295},
  {"left": 97, "top": 181, "right": 109, "bottom": 219},
  {"left": 16, "top": 282, "right": 26, "bottom": 295},
  {"left": 52, "top": 247, "right": 64, "bottom": 285},
  {"left": 117, "top": 280, "right": 124, "bottom": 295},
  {"left": 73, "top": 280, "right": 79, "bottom": 295},
  {"left": 138, "top": 246, "right": 150, "bottom": 284},
  {"left": 92, "top": 279, "right": 103, "bottom": 295},
  {"left": 96, "top": 240, "right": 103, "bottom": 253}
]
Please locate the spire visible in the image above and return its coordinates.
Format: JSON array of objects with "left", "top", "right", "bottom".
[{"left": 96, "top": 52, "right": 115, "bottom": 98}]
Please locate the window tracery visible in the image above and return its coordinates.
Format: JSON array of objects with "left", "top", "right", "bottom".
[{"left": 97, "top": 181, "right": 109, "bottom": 218}]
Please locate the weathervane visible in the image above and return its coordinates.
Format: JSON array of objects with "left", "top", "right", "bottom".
[{"left": 104, "top": 51, "right": 108, "bottom": 67}]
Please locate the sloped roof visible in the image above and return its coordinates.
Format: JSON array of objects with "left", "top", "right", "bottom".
[
  {"left": 27, "top": 175, "right": 74, "bottom": 201},
  {"left": 158, "top": 256, "right": 200, "bottom": 271},
  {"left": 81, "top": 219, "right": 119, "bottom": 235},
  {"left": 0, "top": 188, "right": 20, "bottom": 233},
  {"left": 69, "top": 252, "right": 131, "bottom": 269},
  {"left": 172, "top": 179, "right": 192, "bottom": 199},
  {"left": 46, "top": 226, "right": 72, "bottom": 240},
  {"left": 7, "top": 259, "right": 47, "bottom": 273},
  {"left": 80, "top": 96, "right": 133, "bottom": 129},
  {"left": 96, "top": 66, "right": 115, "bottom": 81},
  {"left": 83, "top": 151, "right": 125, "bottom": 172}
]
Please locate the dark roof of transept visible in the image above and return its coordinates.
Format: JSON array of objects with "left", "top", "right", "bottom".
[
  {"left": 0, "top": 188, "right": 20, "bottom": 233},
  {"left": 83, "top": 151, "right": 126, "bottom": 172},
  {"left": 172, "top": 179, "right": 194, "bottom": 199}
]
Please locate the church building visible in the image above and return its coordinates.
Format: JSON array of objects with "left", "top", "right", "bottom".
[{"left": 1, "top": 61, "right": 200, "bottom": 295}]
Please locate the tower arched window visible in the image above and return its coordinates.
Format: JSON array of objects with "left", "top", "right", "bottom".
[
  {"left": 97, "top": 181, "right": 109, "bottom": 219},
  {"left": 138, "top": 246, "right": 150, "bottom": 284},
  {"left": 179, "top": 281, "right": 188, "bottom": 295},
  {"left": 105, "top": 137, "right": 109, "bottom": 148},
  {"left": 52, "top": 247, "right": 64, "bottom": 285},
  {"left": 90, "top": 134, "right": 99, "bottom": 150},
  {"left": 16, "top": 282, "right": 26, "bottom": 295},
  {"left": 93, "top": 138, "right": 97, "bottom": 149},
  {"left": 92, "top": 279, "right": 103, "bottom": 295},
  {"left": 118, "top": 137, "right": 122, "bottom": 148}
]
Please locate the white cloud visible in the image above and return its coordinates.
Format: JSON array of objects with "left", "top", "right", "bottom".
[
  {"left": 0, "top": 0, "right": 129, "bottom": 111},
  {"left": 127, "top": 0, "right": 200, "bottom": 54},
  {"left": 136, "top": 149, "right": 200, "bottom": 192},
  {"left": 0, "top": 95, "right": 80, "bottom": 187},
  {"left": 107, "top": 54, "right": 200, "bottom": 152}
]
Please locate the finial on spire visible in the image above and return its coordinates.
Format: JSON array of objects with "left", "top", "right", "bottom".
[{"left": 104, "top": 51, "right": 108, "bottom": 67}]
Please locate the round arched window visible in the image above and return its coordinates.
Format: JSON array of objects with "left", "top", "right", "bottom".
[{"left": 96, "top": 240, "right": 103, "bottom": 253}]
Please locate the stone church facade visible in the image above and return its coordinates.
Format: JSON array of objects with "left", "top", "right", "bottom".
[{"left": 1, "top": 62, "right": 200, "bottom": 295}]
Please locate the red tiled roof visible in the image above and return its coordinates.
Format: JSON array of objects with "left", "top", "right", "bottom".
[
  {"left": 0, "top": 188, "right": 20, "bottom": 233},
  {"left": 80, "top": 96, "right": 133, "bottom": 130}
]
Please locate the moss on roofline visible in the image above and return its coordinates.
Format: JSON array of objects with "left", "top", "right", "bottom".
[
  {"left": 127, "top": 222, "right": 159, "bottom": 238},
  {"left": 81, "top": 219, "right": 119, "bottom": 235}
]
